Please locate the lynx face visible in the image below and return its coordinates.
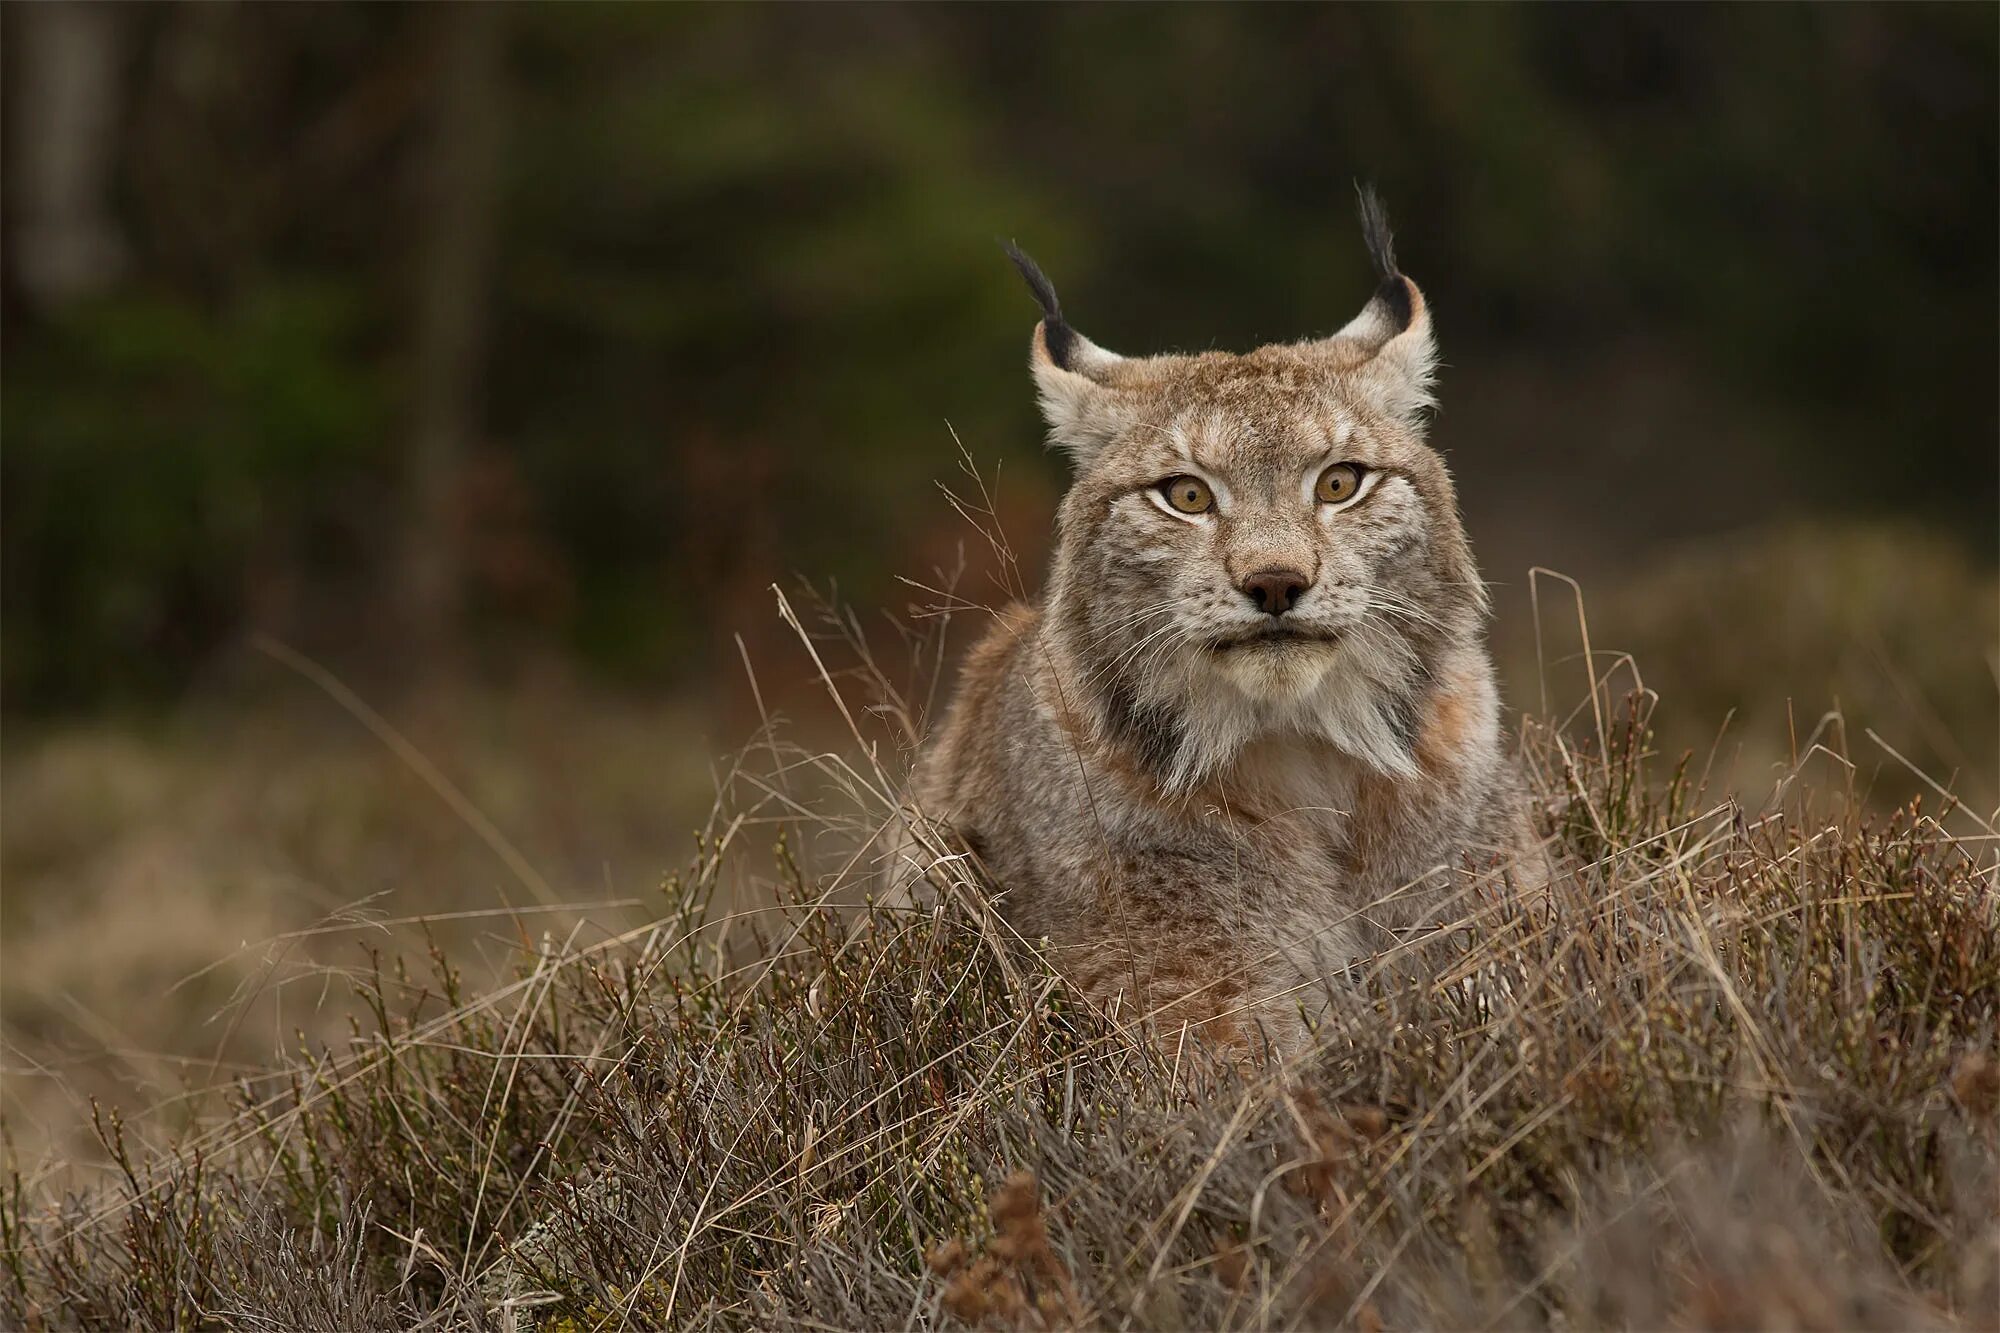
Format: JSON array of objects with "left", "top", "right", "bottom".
[{"left": 1011, "top": 199, "right": 1485, "bottom": 789}]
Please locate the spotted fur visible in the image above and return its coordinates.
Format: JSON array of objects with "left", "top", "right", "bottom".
[{"left": 913, "top": 196, "right": 1540, "bottom": 1056}]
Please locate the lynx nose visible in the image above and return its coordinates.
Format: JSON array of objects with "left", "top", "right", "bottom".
[{"left": 1239, "top": 567, "right": 1311, "bottom": 616}]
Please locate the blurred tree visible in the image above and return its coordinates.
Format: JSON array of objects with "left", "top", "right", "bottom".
[
  {"left": 9, "top": 3, "right": 128, "bottom": 308},
  {"left": 402, "top": 4, "right": 505, "bottom": 674}
]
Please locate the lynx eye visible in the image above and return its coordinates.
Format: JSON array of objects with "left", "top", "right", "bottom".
[
  {"left": 1158, "top": 475, "right": 1214, "bottom": 515},
  {"left": 1315, "top": 463, "right": 1365, "bottom": 505}
]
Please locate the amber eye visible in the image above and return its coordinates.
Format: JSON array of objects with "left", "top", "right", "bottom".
[
  {"left": 1315, "top": 463, "right": 1365, "bottom": 504},
  {"left": 1158, "top": 475, "right": 1214, "bottom": 515}
]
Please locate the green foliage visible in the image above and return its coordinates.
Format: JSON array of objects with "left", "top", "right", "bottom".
[{"left": 4, "top": 280, "right": 386, "bottom": 706}]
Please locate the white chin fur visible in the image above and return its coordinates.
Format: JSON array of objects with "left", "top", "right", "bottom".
[
  {"left": 1207, "top": 639, "right": 1336, "bottom": 700},
  {"left": 1157, "top": 633, "right": 1421, "bottom": 790}
]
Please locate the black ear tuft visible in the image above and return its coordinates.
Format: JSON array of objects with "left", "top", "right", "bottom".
[
  {"left": 1002, "top": 240, "right": 1076, "bottom": 370},
  {"left": 1355, "top": 184, "right": 1413, "bottom": 331},
  {"left": 1355, "top": 184, "right": 1399, "bottom": 280}
]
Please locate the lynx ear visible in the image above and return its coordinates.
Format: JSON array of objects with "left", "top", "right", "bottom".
[
  {"left": 1005, "top": 242, "right": 1136, "bottom": 462},
  {"left": 1310, "top": 188, "right": 1438, "bottom": 423}
]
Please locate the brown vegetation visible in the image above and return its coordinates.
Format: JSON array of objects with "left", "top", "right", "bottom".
[{"left": 3, "top": 592, "right": 1995, "bottom": 1330}]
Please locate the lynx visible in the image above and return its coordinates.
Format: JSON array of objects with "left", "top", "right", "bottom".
[{"left": 909, "top": 194, "right": 1540, "bottom": 1055}]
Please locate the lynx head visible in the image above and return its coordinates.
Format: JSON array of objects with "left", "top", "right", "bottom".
[{"left": 1010, "top": 192, "right": 1487, "bottom": 791}]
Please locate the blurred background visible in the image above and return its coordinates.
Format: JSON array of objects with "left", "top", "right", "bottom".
[{"left": 3, "top": 5, "right": 1995, "bottom": 1162}]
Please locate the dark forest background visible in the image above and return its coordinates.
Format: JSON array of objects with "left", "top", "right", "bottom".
[
  {"left": 3, "top": 4, "right": 1996, "bottom": 1162},
  {"left": 4, "top": 4, "right": 1994, "bottom": 711}
]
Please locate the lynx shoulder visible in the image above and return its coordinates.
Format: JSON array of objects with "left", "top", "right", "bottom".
[{"left": 913, "top": 194, "right": 1541, "bottom": 1055}]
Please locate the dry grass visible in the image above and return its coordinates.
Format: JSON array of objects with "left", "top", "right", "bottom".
[
  {"left": 3, "top": 577, "right": 1997, "bottom": 1331},
  {"left": 1491, "top": 522, "right": 2000, "bottom": 815},
  {"left": 0, "top": 678, "right": 721, "bottom": 1168}
]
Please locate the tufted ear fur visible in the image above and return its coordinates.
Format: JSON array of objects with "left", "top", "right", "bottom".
[
  {"left": 1307, "top": 187, "right": 1438, "bottom": 424},
  {"left": 1005, "top": 243, "right": 1138, "bottom": 463}
]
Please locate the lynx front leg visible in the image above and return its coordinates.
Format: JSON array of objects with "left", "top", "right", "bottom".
[{"left": 1049, "top": 922, "right": 1320, "bottom": 1062}]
